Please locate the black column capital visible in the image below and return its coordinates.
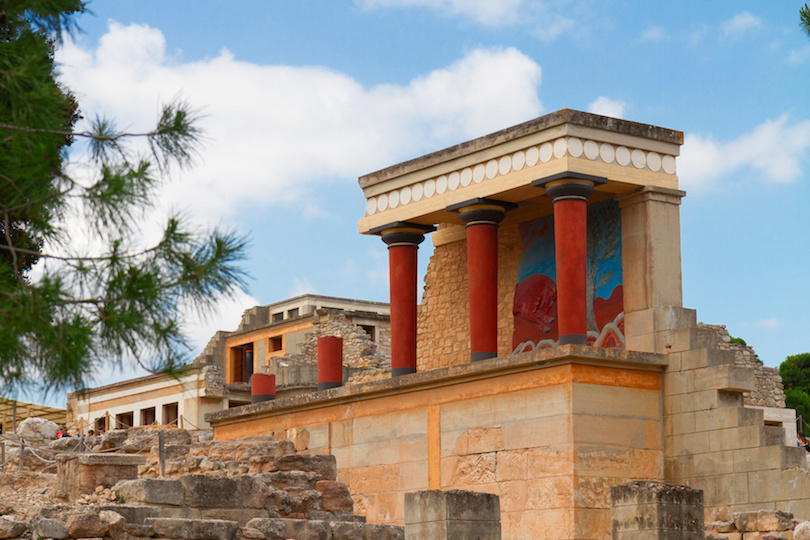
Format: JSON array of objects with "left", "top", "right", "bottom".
[
  {"left": 370, "top": 221, "right": 436, "bottom": 248},
  {"left": 446, "top": 198, "right": 517, "bottom": 226},
  {"left": 532, "top": 172, "right": 607, "bottom": 202}
]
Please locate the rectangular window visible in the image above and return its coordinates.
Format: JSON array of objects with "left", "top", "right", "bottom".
[
  {"left": 272, "top": 312, "right": 284, "bottom": 323},
  {"left": 115, "top": 412, "right": 134, "bottom": 430},
  {"left": 269, "top": 336, "right": 283, "bottom": 352},
  {"left": 94, "top": 417, "right": 106, "bottom": 433},
  {"left": 287, "top": 308, "right": 299, "bottom": 318},
  {"left": 360, "top": 324, "right": 376, "bottom": 342},
  {"left": 163, "top": 402, "right": 179, "bottom": 426},
  {"left": 141, "top": 407, "right": 156, "bottom": 426}
]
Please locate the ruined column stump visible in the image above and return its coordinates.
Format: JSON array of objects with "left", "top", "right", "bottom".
[
  {"left": 404, "top": 489, "right": 500, "bottom": 540},
  {"left": 57, "top": 453, "right": 146, "bottom": 501},
  {"left": 611, "top": 481, "right": 703, "bottom": 539}
]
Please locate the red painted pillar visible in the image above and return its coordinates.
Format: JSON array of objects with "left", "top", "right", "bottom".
[
  {"left": 373, "top": 222, "right": 434, "bottom": 377},
  {"left": 251, "top": 373, "right": 276, "bottom": 403},
  {"left": 317, "top": 336, "right": 343, "bottom": 390},
  {"left": 533, "top": 173, "right": 606, "bottom": 345},
  {"left": 452, "top": 200, "right": 512, "bottom": 361}
]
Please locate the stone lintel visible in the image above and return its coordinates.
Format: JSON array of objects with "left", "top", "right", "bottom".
[
  {"left": 358, "top": 109, "right": 683, "bottom": 235},
  {"left": 206, "top": 345, "right": 667, "bottom": 426}
]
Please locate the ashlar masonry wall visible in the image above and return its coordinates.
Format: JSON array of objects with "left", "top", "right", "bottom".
[
  {"left": 416, "top": 223, "right": 520, "bottom": 371},
  {"left": 209, "top": 347, "right": 666, "bottom": 540}
]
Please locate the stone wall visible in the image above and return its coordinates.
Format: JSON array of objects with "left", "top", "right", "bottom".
[
  {"left": 416, "top": 223, "right": 520, "bottom": 371},
  {"left": 701, "top": 324, "right": 786, "bottom": 408}
]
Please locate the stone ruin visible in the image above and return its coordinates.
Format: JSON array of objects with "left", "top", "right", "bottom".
[{"left": 0, "top": 429, "right": 404, "bottom": 540}]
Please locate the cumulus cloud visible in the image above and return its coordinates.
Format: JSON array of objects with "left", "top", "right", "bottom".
[
  {"left": 679, "top": 115, "right": 810, "bottom": 191},
  {"left": 56, "top": 23, "right": 543, "bottom": 223},
  {"left": 787, "top": 44, "right": 810, "bottom": 65},
  {"left": 587, "top": 97, "right": 626, "bottom": 119},
  {"left": 722, "top": 12, "right": 761, "bottom": 40}
]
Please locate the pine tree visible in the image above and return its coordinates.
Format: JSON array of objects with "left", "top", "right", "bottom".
[{"left": 0, "top": 0, "right": 248, "bottom": 393}]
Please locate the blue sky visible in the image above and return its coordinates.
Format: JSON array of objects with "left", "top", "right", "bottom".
[{"left": 31, "top": 1, "right": 810, "bottom": 402}]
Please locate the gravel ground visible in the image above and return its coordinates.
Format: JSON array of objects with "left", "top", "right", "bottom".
[{"left": 0, "top": 472, "right": 58, "bottom": 519}]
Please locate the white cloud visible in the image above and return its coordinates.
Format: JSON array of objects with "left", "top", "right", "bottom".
[
  {"left": 787, "top": 44, "right": 810, "bottom": 65},
  {"left": 587, "top": 97, "right": 626, "bottom": 119},
  {"left": 355, "top": 0, "right": 525, "bottom": 26},
  {"left": 638, "top": 26, "right": 668, "bottom": 43},
  {"left": 679, "top": 115, "right": 810, "bottom": 191},
  {"left": 56, "top": 24, "right": 543, "bottom": 224},
  {"left": 290, "top": 277, "right": 315, "bottom": 297},
  {"left": 756, "top": 317, "right": 780, "bottom": 329},
  {"left": 722, "top": 12, "right": 761, "bottom": 40}
]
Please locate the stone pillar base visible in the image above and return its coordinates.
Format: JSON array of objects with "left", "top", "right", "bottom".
[
  {"left": 405, "top": 489, "right": 501, "bottom": 539},
  {"left": 610, "top": 481, "right": 703, "bottom": 539}
]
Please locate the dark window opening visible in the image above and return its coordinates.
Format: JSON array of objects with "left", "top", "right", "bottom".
[
  {"left": 141, "top": 407, "right": 156, "bottom": 426},
  {"left": 163, "top": 402, "right": 178, "bottom": 426},
  {"left": 94, "top": 417, "right": 106, "bottom": 433},
  {"left": 270, "top": 336, "right": 283, "bottom": 352},
  {"left": 360, "top": 324, "right": 376, "bottom": 341},
  {"left": 272, "top": 312, "right": 284, "bottom": 323},
  {"left": 115, "top": 412, "right": 134, "bottom": 430},
  {"left": 288, "top": 308, "right": 299, "bottom": 318},
  {"left": 230, "top": 344, "right": 254, "bottom": 383}
]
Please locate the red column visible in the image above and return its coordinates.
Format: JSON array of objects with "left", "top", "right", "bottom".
[
  {"left": 317, "top": 336, "right": 343, "bottom": 390},
  {"left": 533, "top": 173, "right": 605, "bottom": 346},
  {"left": 376, "top": 223, "right": 433, "bottom": 376},
  {"left": 456, "top": 202, "right": 510, "bottom": 361},
  {"left": 251, "top": 373, "right": 276, "bottom": 403}
]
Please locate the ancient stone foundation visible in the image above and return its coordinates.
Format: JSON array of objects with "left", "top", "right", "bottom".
[
  {"left": 610, "top": 481, "right": 703, "bottom": 539},
  {"left": 404, "top": 490, "right": 501, "bottom": 539}
]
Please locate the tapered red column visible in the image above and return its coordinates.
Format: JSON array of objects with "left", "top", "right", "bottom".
[
  {"left": 533, "top": 173, "right": 606, "bottom": 345},
  {"left": 317, "top": 336, "right": 343, "bottom": 390},
  {"left": 251, "top": 373, "right": 275, "bottom": 403},
  {"left": 449, "top": 199, "right": 514, "bottom": 362},
  {"left": 372, "top": 222, "right": 434, "bottom": 376}
]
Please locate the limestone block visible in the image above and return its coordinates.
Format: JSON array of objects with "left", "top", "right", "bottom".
[
  {"left": 733, "top": 446, "right": 806, "bottom": 474},
  {"left": 66, "top": 513, "right": 109, "bottom": 538},
  {"left": 526, "top": 446, "right": 574, "bottom": 478},
  {"left": 98, "top": 504, "right": 161, "bottom": 525},
  {"left": 502, "top": 415, "right": 570, "bottom": 450},
  {"left": 665, "top": 390, "right": 743, "bottom": 415},
  {"left": 735, "top": 512, "right": 759, "bottom": 532},
  {"left": 665, "top": 412, "right": 697, "bottom": 436},
  {"left": 755, "top": 510, "right": 794, "bottom": 532},
  {"left": 404, "top": 490, "right": 500, "bottom": 540},
  {"left": 663, "top": 371, "right": 694, "bottom": 397},
  {"left": 571, "top": 383, "right": 660, "bottom": 419},
  {"left": 359, "top": 523, "right": 405, "bottom": 539},
  {"left": 316, "top": 480, "right": 353, "bottom": 513},
  {"left": 287, "top": 489, "right": 323, "bottom": 515},
  {"left": 123, "top": 523, "right": 155, "bottom": 537},
  {"left": 238, "top": 526, "right": 265, "bottom": 540},
  {"left": 610, "top": 481, "right": 703, "bottom": 533},
  {"left": 98, "top": 510, "right": 126, "bottom": 540},
  {"left": 495, "top": 450, "right": 527, "bottom": 482},
  {"left": 680, "top": 349, "right": 737, "bottom": 371},
  {"left": 145, "top": 518, "right": 239, "bottom": 540},
  {"left": 114, "top": 478, "right": 184, "bottom": 506},
  {"left": 275, "top": 454, "right": 337, "bottom": 480},
  {"left": 0, "top": 519, "right": 26, "bottom": 540},
  {"left": 705, "top": 473, "right": 750, "bottom": 507},
  {"left": 198, "top": 508, "right": 270, "bottom": 526},
  {"left": 693, "top": 451, "right": 735, "bottom": 477},
  {"left": 694, "top": 407, "right": 762, "bottom": 432},
  {"left": 31, "top": 518, "right": 69, "bottom": 540},
  {"left": 180, "top": 475, "right": 269, "bottom": 509},
  {"left": 526, "top": 476, "right": 574, "bottom": 509},
  {"left": 258, "top": 470, "right": 319, "bottom": 491},
  {"left": 694, "top": 365, "right": 756, "bottom": 393},
  {"left": 663, "top": 327, "right": 721, "bottom": 355}
]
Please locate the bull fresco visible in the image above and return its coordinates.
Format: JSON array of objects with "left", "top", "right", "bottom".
[{"left": 512, "top": 199, "right": 624, "bottom": 352}]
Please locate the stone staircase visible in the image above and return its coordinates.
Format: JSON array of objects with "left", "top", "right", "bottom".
[{"left": 660, "top": 316, "right": 810, "bottom": 518}]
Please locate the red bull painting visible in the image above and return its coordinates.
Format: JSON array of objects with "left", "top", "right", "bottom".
[{"left": 512, "top": 199, "right": 624, "bottom": 351}]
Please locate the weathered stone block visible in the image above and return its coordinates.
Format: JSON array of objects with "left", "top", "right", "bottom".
[
  {"left": 405, "top": 490, "right": 501, "bottom": 540},
  {"left": 275, "top": 455, "right": 337, "bottom": 480},
  {"left": 610, "top": 481, "right": 703, "bottom": 535},
  {"left": 145, "top": 518, "right": 239, "bottom": 540},
  {"left": 114, "top": 478, "right": 184, "bottom": 506},
  {"left": 316, "top": 481, "right": 353, "bottom": 513},
  {"left": 66, "top": 513, "right": 109, "bottom": 539},
  {"left": 180, "top": 475, "right": 268, "bottom": 509},
  {"left": 0, "top": 519, "right": 26, "bottom": 540},
  {"left": 57, "top": 453, "right": 146, "bottom": 501},
  {"left": 98, "top": 505, "right": 161, "bottom": 525},
  {"left": 693, "top": 365, "right": 756, "bottom": 393},
  {"left": 123, "top": 523, "right": 154, "bottom": 537},
  {"left": 99, "top": 510, "right": 126, "bottom": 540},
  {"left": 31, "top": 518, "right": 69, "bottom": 540}
]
